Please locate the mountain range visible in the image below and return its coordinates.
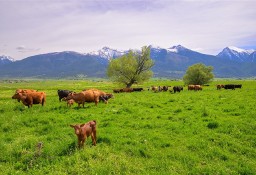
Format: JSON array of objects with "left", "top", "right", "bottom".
[{"left": 0, "top": 45, "right": 255, "bottom": 79}]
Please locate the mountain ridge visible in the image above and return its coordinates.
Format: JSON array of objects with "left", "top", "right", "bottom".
[{"left": 0, "top": 45, "right": 255, "bottom": 78}]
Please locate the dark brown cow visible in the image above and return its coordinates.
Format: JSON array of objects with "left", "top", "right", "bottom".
[
  {"left": 173, "top": 86, "right": 183, "bottom": 93},
  {"left": 113, "top": 89, "right": 121, "bottom": 93},
  {"left": 12, "top": 91, "right": 46, "bottom": 108},
  {"left": 162, "top": 86, "right": 169, "bottom": 91},
  {"left": 122, "top": 88, "right": 134, "bottom": 92},
  {"left": 188, "top": 85, "right": 195, "bottom": 90},
  {"left": 70, "top": 120, "right": 97, "bottom": 148},
  {"left": 188, "top": 85, "right": 202, "bottom": 91},
  {"left": 151, "top": 86, "right": 158, "bottom": 92},
  {"left": 216, "top": 84, "right": 224, "bottom": 90},
  {"left": 194, "top": 85, "right": 202, "bottom": 91}
]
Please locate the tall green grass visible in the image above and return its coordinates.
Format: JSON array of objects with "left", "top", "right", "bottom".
[{"left": 0, "top": 79, "right": 255, "bottom": 174}]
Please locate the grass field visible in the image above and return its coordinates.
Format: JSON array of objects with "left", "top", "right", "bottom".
[{"left": 0, "top": 79, "right": 255, "bottom": 174}]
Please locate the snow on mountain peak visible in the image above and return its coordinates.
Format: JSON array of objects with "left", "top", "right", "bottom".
[
  {"left": 0, "top": 55, "right": 15, "bottom": 62},
  {"left": 217, "top": 46, "right": 255, "bottom": 62},
  {"left": 89, "top": 47, "right": 127, "bottom": 60},
  {"left": 226, "top": 46, "right": 255, "bottom": 54},
  {"left": 227, "top": 46, "right": 247, "bottom": 53},
  {"left": 167, "top": 45, "right": 188, "bottom": 53}
]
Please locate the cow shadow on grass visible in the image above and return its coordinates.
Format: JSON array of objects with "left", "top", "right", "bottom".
[
  {"left": 13, "top": 106, "right": 26, "bottom": 112},
  {"left": 59, "top": 137, "right": 111, "bottom": 156},
  {"left": 97, "top": 137, "right": 111, "bottom": 145},
  {"left": 58, "top": 142, "right": 77, "bottom": 156}
]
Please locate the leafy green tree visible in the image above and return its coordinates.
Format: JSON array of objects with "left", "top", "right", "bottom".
[
  {"left": 107, "top": 46, "right": 154, "bottom": 88},
  {"left": 183, "top": 63, "right": 214, "bottom": 85}
]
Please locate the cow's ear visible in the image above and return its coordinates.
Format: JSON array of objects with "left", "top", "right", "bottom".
[
  {"left": 70, "top": 125, "right": 75, "bottom": 128},
  {"left": 80, "top": 124, "right": 85, "bottom": 127}
]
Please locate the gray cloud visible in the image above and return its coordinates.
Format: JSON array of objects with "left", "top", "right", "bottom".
[{"left": 16, "top": 46, "right": 40, "bottom": 53}]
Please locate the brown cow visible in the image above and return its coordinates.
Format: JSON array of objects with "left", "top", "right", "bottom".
[
  {"left": 84, "top": 89, "right": 113, "bottom": 104},
  {"left": 66, "top": 89, "right": 100, "bottom": 108},
  {"left": 62, "top": 97, "right": 75, "bottom": 108},
  {"left": 70, "top": 120, "right": 97, "bottom": 148},
  {"left": 12, "top": 91, "right": 46, "bottom": 108},
  {"left": 122, "top": 88, "right": 134, "bottom": 92},
  {"left": 216, "top": 84, "right": 224, "bottom": 90},
  {"left": 188, "top": 85, "right": 202, "bottom": 91},
  {"left": 162, "top": 86, "right": 169, "bottom": 91},
  {"left": 151, "top": 86, "right": 158, "bottom": 92},
  {"left": 188, "top": 85, "right": 195, "bottom": 90},
  {"left": 65, "top": 92, "right": 86, "bottom": 108},
  {"left": 113, "top": 89, "right": 121, "bottom": 93},
  {"left": 194, "top": 85, "right": 202, "bottom": 91},
  {"left": 14, "top": 89, "right": 37, "bottom": 102}
]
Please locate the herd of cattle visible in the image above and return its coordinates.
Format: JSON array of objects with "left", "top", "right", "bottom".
[
  {"left": 10, "top": 83, "right": 242, "bottom": 148},
  {"left": 11, "top": 84, "right": 242, "bottom": 108}
]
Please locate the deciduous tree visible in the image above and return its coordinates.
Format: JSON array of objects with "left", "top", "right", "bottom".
[
  {"left": 107, "top": 46, "right": 154, "bottom": 88},
  {"left": 183, "top": 63, "right": 214, "bottom": 85}
]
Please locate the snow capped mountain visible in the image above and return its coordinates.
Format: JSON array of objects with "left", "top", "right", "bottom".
[
  {"left": 217, "top": 46, "right": 255, "bottom": 62},
  {"left": 249, "top": 51, "right": 256, "bottom": 62},
  {"left": 0, "top": 55, "right": 15, "bottom": 65},
  {"left": 0, "top": 55, "right": 14, "bottom": 61},
  {"left": 167, "top": 45, "right": 188, "bottom": 53},
  {"left": 88, "top": 47, "right": 127, "bottom": 60}
]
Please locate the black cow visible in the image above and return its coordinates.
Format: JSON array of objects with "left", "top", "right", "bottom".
[
  {"left": 132, "top": 88, "right": 144, "bottom": 92},
  {"left": 57, "top": 89, "right": 73, "bottom": 102},
  {"left": 173, "top": 86, "right": 183, "bottom": 93},
  {"left": 234, "top": 84, "right": 242, "bottom": 88},
  {"left": 224, "top": 84, "right": 235, "bottom": 90}
]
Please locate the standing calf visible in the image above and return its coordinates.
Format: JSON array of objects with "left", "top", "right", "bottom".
[{"left": 70, "top": 120, "right": 97, "bottom": 148}]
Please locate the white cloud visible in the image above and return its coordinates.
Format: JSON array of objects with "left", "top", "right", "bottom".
[{"left": 0, "top": 0, "right": 255, "bottom": 60}]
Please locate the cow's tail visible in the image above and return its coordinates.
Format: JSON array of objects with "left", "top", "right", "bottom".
[{"left": 42, "top": 92, "right": 46, "bottom": 106}]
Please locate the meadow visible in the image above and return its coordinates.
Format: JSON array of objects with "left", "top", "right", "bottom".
[{"left": 0, "top": 79, "right": 255, "bottom": 174}]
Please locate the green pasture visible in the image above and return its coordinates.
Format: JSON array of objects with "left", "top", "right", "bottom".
[{"left": 0, "top": 79, "right": 255, "bottom": 174}]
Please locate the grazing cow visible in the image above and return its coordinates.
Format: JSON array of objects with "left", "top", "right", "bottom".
[
  {"left": 194, "top": 85, "right": 202, "bottom": 91},
  {"left": 132, "top": 88, "right": 144, "bottom": 92},
  {"left": 173, "top": 86, "right": 183, "bottom": 93},
  {"left": 57, "top": 89, "right": 73, "bottom": 102},
  {"left": 113, "top": 89, "right": 122, "bottom": 93},
  {"left": 122, "top": 88, "right": 134, "bottom": 92},
  {"left": 70, "top": 120, "right": 97, "bottom": 148},
  {"left": 151, "top": 86, "right": 156, "bottom": 91},
  {"left": 151, "top": 86, "right": 158, "bottom": 92},
  {"left": 62, "top": 97, "right": 75, "bottom": 108},
  {"left": 14, "top": 89, "right": 37, "bottom": 102},
  {"left": 66, "top": 92, "right": 86, "bottom": 108},
  {"left": 84, "top": 89, "right": 113, "bottom": 104},
  {"left": 216, "top": 84, "right": 224, "bottom": 90},
  {"left": 80, "top": 90, "right": 100, "bottom": 106},
  {"left": 188, "top": 85, "right": 202, "bottom": 91},
  {"left": 162, "top": 86, "right": 169, "bottom": 91},
  {"left": 99, "top": 93, "right": 113, "bottom": 104},
  {"left": 12, "top": 91, "right": 46, "bottom": 108},
  {"left": 188, "top": 85, "right": 195, "bottom": 90},
  {"left": 234, "top": 84, "right": 242, "bottom": 88}
]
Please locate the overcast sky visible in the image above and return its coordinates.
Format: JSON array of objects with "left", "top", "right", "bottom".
[{"left": 0, "top": 0, "right": 255, "bottom": 60}]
